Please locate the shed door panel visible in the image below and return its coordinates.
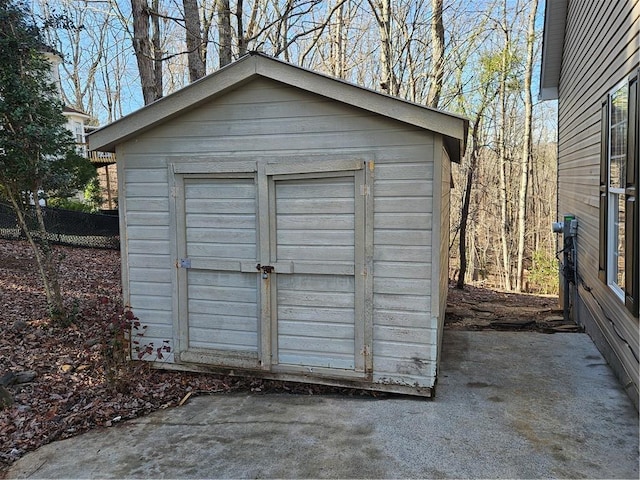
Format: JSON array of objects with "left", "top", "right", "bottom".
[
  {"left": 273, "top": 175, "right": 362, "bottom": 371},
  {"left": 175, "top": 161, "right": 369, "bottom": 376},
  {"left": 183, "top": 178, "right": 259, "bottom": 356}
]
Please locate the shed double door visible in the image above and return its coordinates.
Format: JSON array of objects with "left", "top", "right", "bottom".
[{"left": 174, "top": 159, "right": 369, "bottom": 378}]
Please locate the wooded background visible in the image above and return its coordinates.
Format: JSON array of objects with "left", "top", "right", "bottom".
[{"left": 31, "top": 0, "right": 558, "bottom": 294}]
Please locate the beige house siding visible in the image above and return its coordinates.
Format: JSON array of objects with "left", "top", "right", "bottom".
[{"left": 557, "top": 0, "right": 639, "bottom": 405}]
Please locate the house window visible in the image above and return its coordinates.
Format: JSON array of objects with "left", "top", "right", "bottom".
[
  {"left": 607, "top": 82, "right": 628, "bottom": 298},
  {"left": 599, "top": 71, "right": 639, "bottom": 317}
]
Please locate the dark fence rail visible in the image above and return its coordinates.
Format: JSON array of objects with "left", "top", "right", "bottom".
[{"left": 0, "top": 202, "right": 119, "bottom": 249}]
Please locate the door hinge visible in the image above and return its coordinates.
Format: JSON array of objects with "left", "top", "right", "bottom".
[
  {"left": 179, "top": 258, "right": 191, "bottom": 269},
  {"left": 360, "top": 184, "right": 370, "bottom": 196}
]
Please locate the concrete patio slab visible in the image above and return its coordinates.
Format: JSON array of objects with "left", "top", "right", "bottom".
[{"left": 7, "top": 331, "right": 639, "bottom": 479}]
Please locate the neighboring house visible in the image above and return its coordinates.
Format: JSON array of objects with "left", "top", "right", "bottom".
[
  {"left": 540, "top": 0, "right": 639, "bottom": 408},
  {"left": 62, "top": 105, "right": 90, "bottom": 157},
  {"left": 89, "top": 52, "right": 468, "bottom": 396},
  {"left": 44, "top": 50, "right": 117, "bottom": 210},
  {"left": 42, "top": 50, "right": 89, "bottom": 155},
  {"left": 63, "top": 106, "right": 118, "bottom": 210},
  {"left": 86, "top": 125, "right": 118, "bottom": 211}
]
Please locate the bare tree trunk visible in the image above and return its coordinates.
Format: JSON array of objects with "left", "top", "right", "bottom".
[
  {"left": 7, "top": 190, "right": 65, "bottom": 319},
  {"left": 470, "top": 224, "right": 477, "bottom": 281},
  {"left": 381, "top": 0, "right": 394, "bottom": 94},
  {"left": 426, "top": 0, "right": 444, "bottom": 108},
  {"left": 371, "top": 0, "right": 396, "bottom": 94},
  {"left": 238, "top": 0, "right": 259, "bottom": 57},
  {"left": 183, "top": 0, "right": 206, "bottom": 81},
  {"left": 331, "top": 0, "right": 346, "bottom": 78},
  {"left": 497, "top": 1, "right": 511, "bottom": 291},
  {"left": 217, "top": 0, "right": 232, "bottom": 67},
  {"left": 237, "top": 0, "right": 246, "bottom": 56},
  {"left": 515, "top": 0, "right": 538, "bottom": 292},
  {"left": 457, "top": 100, "right": 491, "bottom": 289},
  {"left": 278, "top": 1, "right": 292, "bottom": 62},
  {"left": 457, "top": 157, "right": 475, "bottom": 289},
  {"left": 131, "top": 0, "right": 161, "bottom": 104},
  {"left": 151, "top": 0, "right": 163, "bottom": 97},
  {"left": 498, "top": 133, "right": 511, "bottom": 289}
]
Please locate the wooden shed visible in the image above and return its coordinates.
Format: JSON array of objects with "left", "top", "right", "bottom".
[{"left": 89, "top": 52, "right": 468, "bottom": 397}]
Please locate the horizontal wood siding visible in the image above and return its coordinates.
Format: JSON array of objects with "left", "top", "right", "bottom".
[
  {"left": 122, "top": 80, "right": 433, "bottom": 157},
  {"left": 372, "top": 151, "right": 437, "bottom": 386},
  {"left": 119, "top": 76, "right": 439, "bottom": 388},
  {"left": 121, "top": 165, "right": 173, "bottom": 357},
  {"left": 558, "top": 0, "right": 639, "bottom": 404}
]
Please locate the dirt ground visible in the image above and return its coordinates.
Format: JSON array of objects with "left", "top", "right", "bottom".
[{"left": 445, "top": 282, "right": 579, "bottom": 333}]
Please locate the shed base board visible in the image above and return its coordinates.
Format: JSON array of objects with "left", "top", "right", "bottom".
[{"left": 153, "top": 361, "right": 434, "bottom": 398}]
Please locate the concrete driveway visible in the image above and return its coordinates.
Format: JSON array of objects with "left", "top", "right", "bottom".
[{"left": 7, "top": 331, "right": 639, "bottom": 479}]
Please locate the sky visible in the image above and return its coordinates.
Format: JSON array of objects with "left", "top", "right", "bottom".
[{"left": 40, "top": 0, "right": 556, "bottom": 132}]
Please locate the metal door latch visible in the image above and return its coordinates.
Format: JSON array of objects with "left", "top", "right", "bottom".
[{"left": 256, "top": 264, "right": 274, "bottom": 278}]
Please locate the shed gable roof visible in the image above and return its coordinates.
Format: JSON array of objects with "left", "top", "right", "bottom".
[{"left": 89, "top": 52, "right": 468, "bottom": 161}]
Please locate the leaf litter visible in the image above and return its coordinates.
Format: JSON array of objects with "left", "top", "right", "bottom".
[{"left": 0, "top": 239, "right": 378, "bottom": 475}]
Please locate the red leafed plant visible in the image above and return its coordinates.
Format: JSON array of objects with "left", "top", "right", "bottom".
[{"left": 120, "top": 307, "right": 171, "bottom": 361}]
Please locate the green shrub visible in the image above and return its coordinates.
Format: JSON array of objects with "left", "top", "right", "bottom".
[
  {"left": 528, "top": 249, "right": 559, "bottom": 295},
  {"left": 47, "top": 197, "right": 93, "bottom": 212},
  {"left": 84, "top": 177, "right": 103, "bottom": 212}
]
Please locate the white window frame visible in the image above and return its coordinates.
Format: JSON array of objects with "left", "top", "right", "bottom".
[{"left": 607, "top": 80, "right": 628, "bottom": 300}]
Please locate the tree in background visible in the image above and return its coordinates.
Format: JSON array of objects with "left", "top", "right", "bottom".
[
  {"left": 34, "top": 0, "right": 558, "bottom": 294},
  {"left": 131, "top": 0, "right": 163, "bottom": 104},
  {"left": 0, "top": 0, "right": 94, "bottom": 319},
  {"left": 425, "top": 0, "right": 444, "bottom": 108},
  {"left": 514, "top": 0, "right": 538, "bottom": 292}
]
